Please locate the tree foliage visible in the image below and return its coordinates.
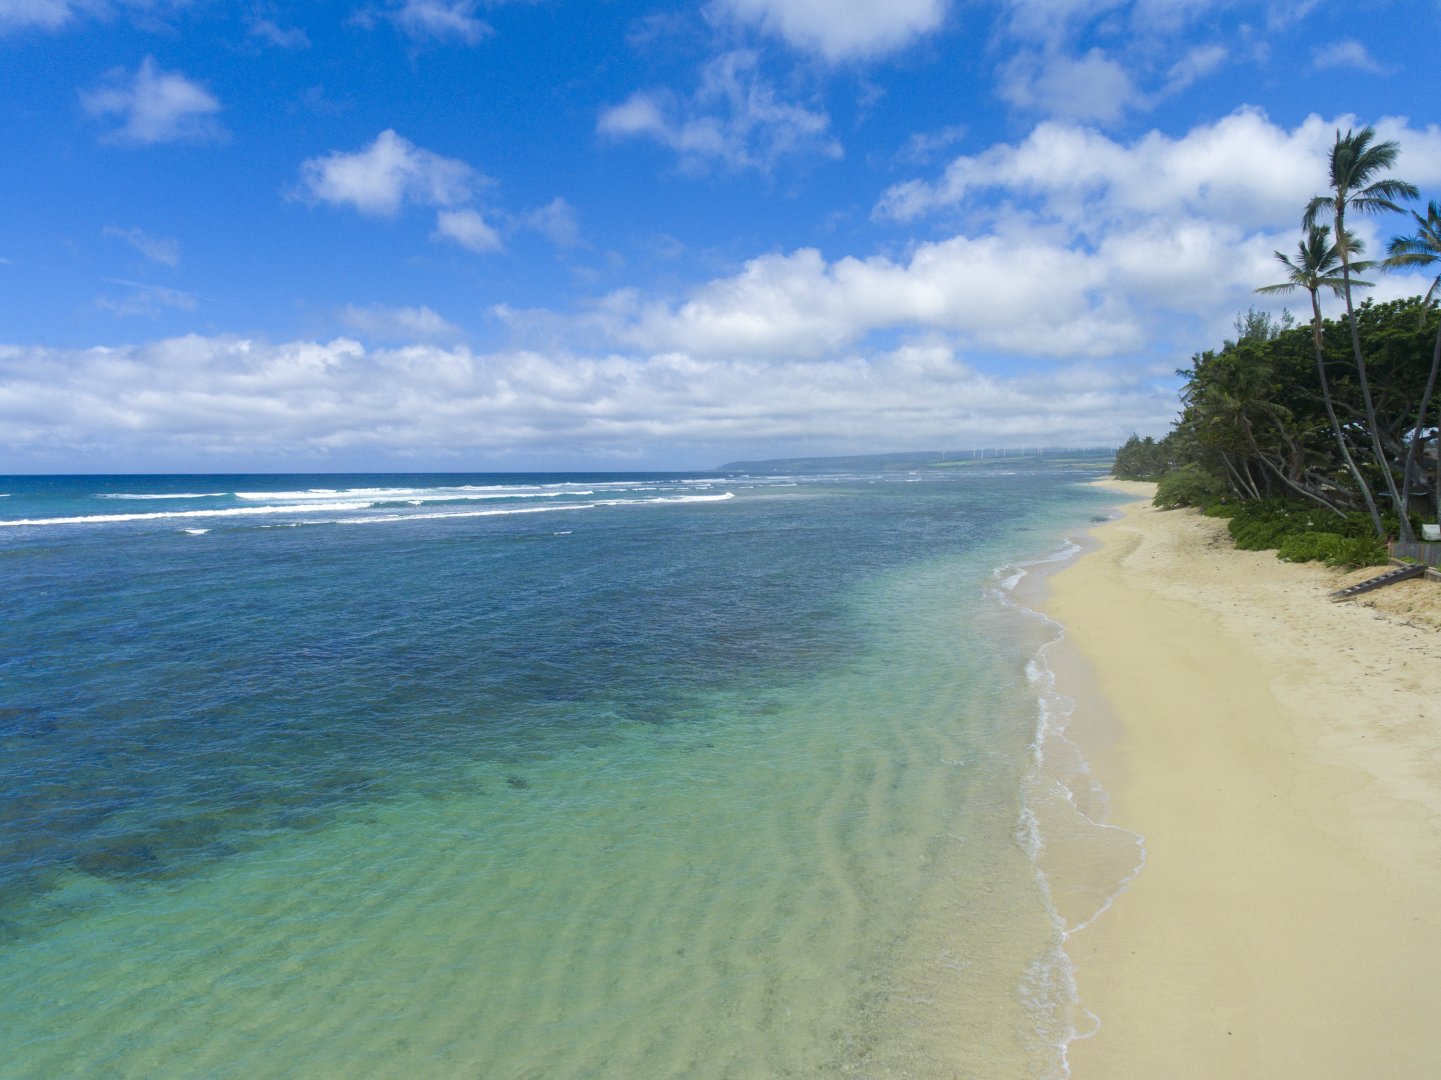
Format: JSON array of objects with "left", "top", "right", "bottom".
[
  {"left": 1117, "top": 126, "right": 1440, "bottom": 548},
  {"left": 1164, "top": 296, "right": 1439, "bottom": 529}
]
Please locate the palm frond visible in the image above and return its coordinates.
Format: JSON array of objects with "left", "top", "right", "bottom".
[
  {"left": 1302, "top": 194, "right": 1333, "bottom": 230},
  {"left": 1360, "top": 178, "right": 1420, "bottom": 201},
  {"left": 1386, "top": 245, "right": 1436, "bottom": 267}
]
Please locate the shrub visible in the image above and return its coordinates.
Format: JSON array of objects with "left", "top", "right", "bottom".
[
  {"left": 1323, "top": 536, "right": 1389, "bottom": 569},
  {"left": 1153, "top": 465, "right": 1228, "bottom": 510},
  {"left": 1224, "top": 500, "right": 1364, "bottom": 551},
  {"left": 1276, "top": 532, "right": 1343, "bottom": 563}
]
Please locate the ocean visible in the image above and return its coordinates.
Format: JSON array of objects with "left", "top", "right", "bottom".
[{"left": 0, "top": 465, "right": 1132, "bottom": 1078}]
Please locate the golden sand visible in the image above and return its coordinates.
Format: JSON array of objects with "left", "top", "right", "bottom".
[{"left": 1045, "top": 480, "right": 1441, "bottom": 1079}]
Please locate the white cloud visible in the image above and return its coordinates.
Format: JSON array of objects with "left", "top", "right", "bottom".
[
  {"left": 0, "top": 0, "right": 72, "bottom": 32},
  {"left": 297, "top": 131, "right": 516, "bottom": 257},
  {"left": 854, "top": 109, "right": 1441, "bottom": 383},
  {"left": 900, "top": 124, "right": 967, "bottom": 165},
  {"left": 0, "top": 333, "right": 1175, "bottom": 468},
  {"left": 998, "top": 48, "right": 1142, "bottom": 125},
  {"left": 598, "top": 50, "right": 840, "bottom": 173},
  {"left": 521, "top": 197, "right": 581, "bottom": 248},
  {"left": 249, "top": 17, "right": 310, "bottom": 48},
  {"left": 873, "top": 108, "right": 1441, "bottom": 233},
  {"left": 1312, "top": 40, "right": 1385, "bottom": 74},
  {"left": 339, "top": 304, "right": 463, "bottom": 342},
  {"left": 434, "top": 208, "right": 502, "bottom": 252},
  {"left": 1163, "top": 43, "right": 1227, "bottom": 93},
  {"left": 94, "top": 280, "right": 198, "bottom": 317},
  {"left": 296, "top": 129, "right": 476, "bottom": 216},
  {"left": 709, "top": 0, "right": 948, "bottom": 62},
  {"left": 597, "top": 109, "right": 1441, "bottom": 375},
  {"left": 605, "top": 240, "right": 1138, "bottom": 361},
  {"left": 355, "top": 0, "right": 490, "bottom": 43},
  {"left": 103, "top": 225, "right": 180, "bottom": 266},
  {"left": 993, "top": 2, "right": 1239, "bottom": 122},
  {"left": 0, "top": 0, "right": 189, "bottom": 35},
  {"left": 81, "top": 57, "right": 225, "bottom": 146},
  {"left": 1002, "top": 0, "right": 1236, "bottom": 44}
]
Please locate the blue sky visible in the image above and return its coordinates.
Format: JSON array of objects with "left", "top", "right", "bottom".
[{"left": 3, "top": 0, "right": 1441, "bottom": 471}]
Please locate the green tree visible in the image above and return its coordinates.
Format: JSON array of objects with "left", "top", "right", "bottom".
[
  {"left": 1304, "top": 127, "right": 1420, "bottom": 538},
  {"left": 1256, "top": 225, "right": 1383, "bottom": 532},
  {"left": 1384, "top": 199, "right": 1441, "bottom": 523}
]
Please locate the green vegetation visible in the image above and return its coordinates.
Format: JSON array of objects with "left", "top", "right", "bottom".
[
  {"left": 1153, "top": 464, "right": 1228, "bottom": 509},
  {"left": 1118, "top": 126, "right": 1440, "bottom": 568},
  {"left": 1276, "top": 532, "right": 1389, "bottom": 569}
]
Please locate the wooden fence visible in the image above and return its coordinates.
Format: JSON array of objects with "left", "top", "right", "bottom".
[{"left": 1388, "top": 540, "right": 1441, "bottom": 569}]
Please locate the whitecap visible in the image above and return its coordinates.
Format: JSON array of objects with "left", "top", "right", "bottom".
[
  {"left": 331, "top": 503, "right": 595, "bottom": 525},
  {"left": 99, "top": 492, "right": 228, "bottom": 500},
  {"left": 0, "top": 501, "right": 373, "bottom": 528}
]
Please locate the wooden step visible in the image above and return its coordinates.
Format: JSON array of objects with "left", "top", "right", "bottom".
[{"left": 1329, "top": 562, "right": 1427, "bottom": 601}]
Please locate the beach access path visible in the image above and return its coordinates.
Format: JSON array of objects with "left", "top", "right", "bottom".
[{"left": 1045, "top": 479, "right": 1441, "bottom": 1080}]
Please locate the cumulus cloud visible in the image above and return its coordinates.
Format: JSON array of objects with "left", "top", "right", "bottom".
[
  {"left": 296, "top": 131, "right": 521, "bottom": 255},
  {"left": 873, "top": 108, "right": 1441, "bottom": 233},
  {"left": 857, "top": 108, "right": 1441, "bottom": 378},
  {"left": 595, "top": 108, "right": 1441, "bottom": 380},
  {"left": 297, "top": 129, "right": 477, "bottom": 216},
  {"left": 433, "top": 208, "right": 502, "bottom": 252},
  {"left": 709, "top": 0, "right": 948, "bottom": 62},
  {"left": 992, "top": 1, "right": 1240, "bottom": 122},
  {"left": 81, "top": 57, "right": 225, "bottom": 145},
  {"left": 338, "top": 303, "right": 463, "bottom": 342},
  {"left": 102, "top": 225, "right": 180, "bottom": 266},
  {"left": 0, "top": 333, "right": 1175, "bottom": 468},
  {"left": 598, "top": 50, "right": 840, "bottom": 173},
  {"left": 354, "top": 0, "right": 490, "bottom": 43},
  {"left": 605, "top": 240, "right": 1139, "bottom": 361}
]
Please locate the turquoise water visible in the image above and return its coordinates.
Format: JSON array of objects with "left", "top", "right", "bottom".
[{"left": 1, "top": 466, "right": 1116, "bottom": 1078}]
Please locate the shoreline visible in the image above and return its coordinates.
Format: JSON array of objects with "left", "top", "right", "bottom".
[{"left": 1036, "top": 479, "right": 1441, "bottom": 1078}]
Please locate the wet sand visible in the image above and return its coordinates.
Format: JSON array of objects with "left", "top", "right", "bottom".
[{"left": 1045, "top": 480, "right": 1441, "bottom": 1079}]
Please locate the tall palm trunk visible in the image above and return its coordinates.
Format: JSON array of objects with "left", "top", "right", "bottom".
[
  {"left": 1336, "top": 204, "right": 1414, "bottom": 540},
  {"left": 1307, "top": 286, "right": 1384, "bottom": 532},
  {"left": 1398, "top": 319, "right": 1441, "bottom": 522}
]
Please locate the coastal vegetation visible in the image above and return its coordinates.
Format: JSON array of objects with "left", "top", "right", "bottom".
[{"left": 1115, "top": 127, "right": 1440, "bottom": 568}]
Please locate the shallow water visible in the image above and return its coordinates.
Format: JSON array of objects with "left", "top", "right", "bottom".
[{"left": 1, "top": 465, "right": 1120, "bottom": 1078}]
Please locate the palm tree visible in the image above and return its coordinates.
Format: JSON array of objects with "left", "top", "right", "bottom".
[
  {"left": 1257, "top": 225, "right": 1383, "bottom": 531},
  {"left": 1304, "top": 127, "right": 1419, "bottom": 539},
  {"left": 1384, "top": 200, "right": 1441, "bottom": 525}
]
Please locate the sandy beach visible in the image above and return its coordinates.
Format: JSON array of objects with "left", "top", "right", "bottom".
[{"left": 1045, "top": 479, "right": 1441, "bottom": 1079}]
